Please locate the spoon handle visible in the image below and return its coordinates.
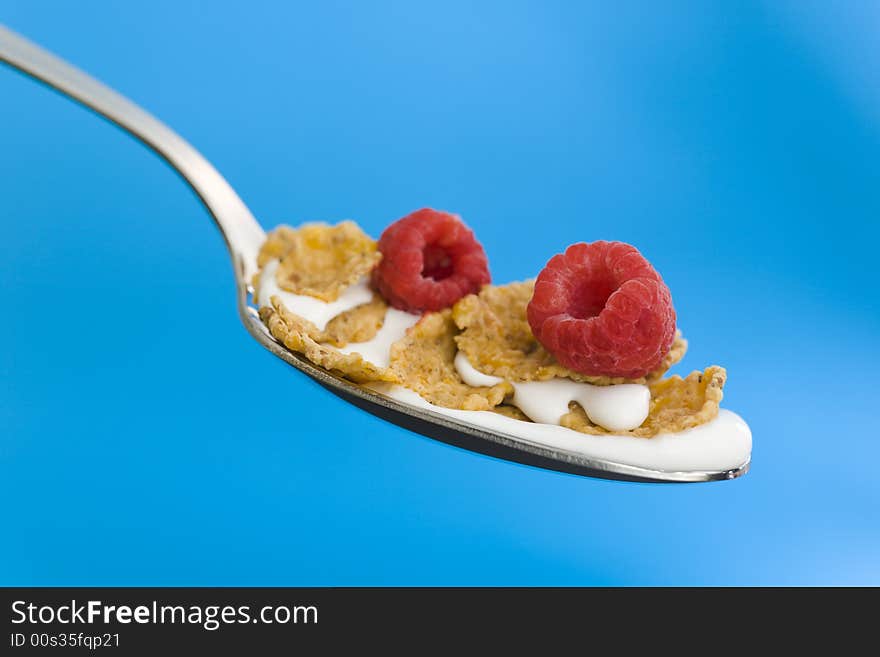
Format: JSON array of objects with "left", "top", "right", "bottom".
[{"left": 0, "top": 24, "right": 265, "bottom": 283}]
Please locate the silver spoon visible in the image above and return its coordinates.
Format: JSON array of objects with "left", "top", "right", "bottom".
[{"left": 0, "top": 25, "right": 748, "bottom": 483}]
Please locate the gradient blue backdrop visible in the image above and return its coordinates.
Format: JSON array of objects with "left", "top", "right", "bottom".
[{"left": 2, "top": 1, "right": 878, "bottom": 585}]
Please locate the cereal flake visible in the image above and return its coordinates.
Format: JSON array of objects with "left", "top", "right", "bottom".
[{"left": 257, "top": 222, "right": 381, "bottom": 302}]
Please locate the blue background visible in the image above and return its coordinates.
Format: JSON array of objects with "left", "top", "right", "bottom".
[{"left": 2, "top": 1, "right": 878, "bottom": 585}]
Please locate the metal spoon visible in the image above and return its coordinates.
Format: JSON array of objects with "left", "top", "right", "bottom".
[{"left": 0, "top": 25, "right": 748, "bottom": 482}]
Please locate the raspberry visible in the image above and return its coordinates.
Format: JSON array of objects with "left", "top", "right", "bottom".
[
  {"left": 372, "top": 208, "right": 491, "bottom": 313},
  {"left": 526, "top": 241, "right": 676, "bottom": 379}
]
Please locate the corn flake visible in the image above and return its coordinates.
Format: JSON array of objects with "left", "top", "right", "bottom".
[{"left": 257, "top": 222, "right": 380, "bottom": 302}]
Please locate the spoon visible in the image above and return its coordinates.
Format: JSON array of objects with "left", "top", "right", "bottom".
[{"left": 0, "top": 25, "right": 748, "bottom": 483}]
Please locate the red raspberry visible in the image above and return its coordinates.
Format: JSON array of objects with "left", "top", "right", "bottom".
[
  {"left": 527, "top": 241, "right": 676, "bottom": 379},
  {"left": 372, "top": 208, "right": 491, "bottom": 313}
]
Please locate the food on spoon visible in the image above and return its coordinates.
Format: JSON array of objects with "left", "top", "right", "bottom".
[
  {"left": 371, "top": 208, "right": 491, "bottom": 313},
  {"left": 251, "top": 209, "right": 749, "bottom": 473},
  {"left": 527, "top": 241, "right": 676, "bottom": 379}
]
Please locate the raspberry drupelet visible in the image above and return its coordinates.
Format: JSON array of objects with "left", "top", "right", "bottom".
[
  {"left": 372, "top": 208, "right": 491, "bottom": 313},
  {"left": 526, "top": 241, "right": 676, "bottom": 379}
]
